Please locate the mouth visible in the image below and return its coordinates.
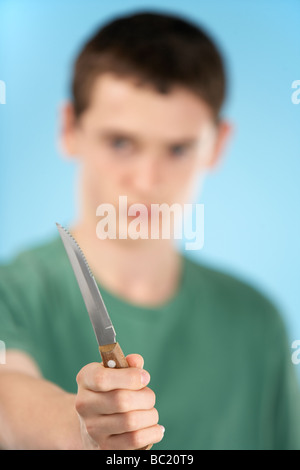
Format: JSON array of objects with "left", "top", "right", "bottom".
[{"left": 125, "top": 202, "right": 155, "bottom": 220}]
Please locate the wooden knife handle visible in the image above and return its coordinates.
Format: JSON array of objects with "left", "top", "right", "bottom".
[
  {"left": 100, "top": 342, "right": 129, "bottom": 369},
  {"left": 99, "top": 342, "right": 153, "bottom": 451}
]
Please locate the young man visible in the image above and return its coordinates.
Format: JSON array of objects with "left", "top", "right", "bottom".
[{"left": 0, "top": 11, "right": 299, "bottom": 450}]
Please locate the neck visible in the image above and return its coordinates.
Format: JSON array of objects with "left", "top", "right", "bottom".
[{"left": 69, "top": 217, "right": 183, "bottom": 307}]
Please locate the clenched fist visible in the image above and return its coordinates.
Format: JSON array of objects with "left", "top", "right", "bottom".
[{"left": 75, "top": 353, "right": 165, "bottom": 450}]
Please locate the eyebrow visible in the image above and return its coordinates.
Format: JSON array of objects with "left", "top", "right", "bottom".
[{"left": 97, "top": 128, "right": 199, "bottom": 147}]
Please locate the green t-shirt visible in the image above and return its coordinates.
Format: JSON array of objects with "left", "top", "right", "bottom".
[{"left": 0, "top": 235, "right": 299, "bottom": 450}]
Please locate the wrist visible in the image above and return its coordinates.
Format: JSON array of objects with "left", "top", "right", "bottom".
[{"left": 57, "top": 392, "right": 85, "bottom": 450}]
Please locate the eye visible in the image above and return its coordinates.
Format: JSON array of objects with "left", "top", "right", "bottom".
[
  {"left": 170, "top": 144, "right": 188, "bottom": 157},
  {"left": 110, "top": 137, "right": 131, "bottom": 150}
]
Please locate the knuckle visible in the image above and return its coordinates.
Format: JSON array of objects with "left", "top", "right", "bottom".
[
  {"left": 94, "top": 370, "right": 107, "bottom": 392},
  {"left": 94, "top": 367, "right": 108, "bottom": 391},
  {"left": 113, "top": 390, "right": 131, "bottom": 412},
  {"left": 75, "top": 394, "right": 86, "bottom": 415},
  {"left": 76, "top": 369, "right": 83, "bottom": 386},
  {"left": 129, "top": 430, "right": 144, "bottom": 449},
  {"left": 123, "top": 411, "right": 138, "bottom": 432},
  {"left": 151, "top": 390, "right": 156, "bottom": 407},
  {"left": 146, "top": 388, "right": 156, "bottom": 407},
  {"left": 152, "top": 408, "right": 159, "bottom": 425}
]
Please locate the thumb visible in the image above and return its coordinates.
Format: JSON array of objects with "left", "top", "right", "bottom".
[{"left": 126, "top": 353, "right": 144, "bottom": 369}]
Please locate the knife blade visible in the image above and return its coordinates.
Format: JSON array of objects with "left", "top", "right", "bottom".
[
  {"left": 56, "top": 222, "right": 153, "bottom": 450},
  {"left": 56, "top": 222, "right": 128, "bottom": 369}
]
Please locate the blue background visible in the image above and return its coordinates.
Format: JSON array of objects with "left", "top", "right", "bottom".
[{"left": 0, "top": 0, "right": 299, "bottom": 378}]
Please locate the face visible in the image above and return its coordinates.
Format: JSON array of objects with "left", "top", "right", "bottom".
[{"left": 61, "top": 73, "right": 231, "bottom": 229}]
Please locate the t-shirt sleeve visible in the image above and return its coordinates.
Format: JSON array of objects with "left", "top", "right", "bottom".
[
  {"left": 0, "top": 298, "right": 38, "bottom": 361},
  {"left": 0, "top": 260, "right": 40, "bottom": 363},
  {"left": 267, "top": 308, "right": 300, "bottom": 450}
]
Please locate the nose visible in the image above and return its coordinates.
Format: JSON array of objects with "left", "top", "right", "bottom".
[{"left": 132, "top": 154, "right": 161, "bottom": 194}]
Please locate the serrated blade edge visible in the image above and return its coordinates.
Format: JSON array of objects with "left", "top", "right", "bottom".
[{"left": 56, "top": 222, "right": 116, "bottom": 346}]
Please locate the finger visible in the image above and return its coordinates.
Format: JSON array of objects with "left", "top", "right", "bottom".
[
  {"left": 77, "top": 386, "right": 156, "bottom": 416},
  {"left": 104, "top": 424, "right": 165, "bottom": 450},
  {"left": 77, "top": 362, "right": 150, "bottom": 392},
  {"left": 86, "top": 408, "right": 159, "bottom": 438},
  {"left": 126, "top": 354, "right": 144, "bottom": 369},
  {"left": 103, "top": 387, "right": 156, "bottom": 414}
]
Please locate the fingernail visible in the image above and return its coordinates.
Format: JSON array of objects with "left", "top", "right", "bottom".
[
  {"left": 141, "top": 370, "right": 150, "bottom": 385},
  {"left": 160, "top": 425, "right": 165, "bottom": 435}
]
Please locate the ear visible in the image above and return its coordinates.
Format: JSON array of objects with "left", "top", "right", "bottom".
[
  {"left": 206, "top": 119, "right": 233, "bottom": 170},
  {"left": 57, "top": 101, "right": 79, "bottom": 158}
]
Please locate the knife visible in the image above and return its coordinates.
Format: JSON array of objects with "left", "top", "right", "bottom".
[{"left": 56, "top": 222, "right": 152, "bottom": 449}]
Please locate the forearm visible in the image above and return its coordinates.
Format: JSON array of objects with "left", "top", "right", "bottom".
[{"left": 0, "top": 371, "right": 83, "bottom": 450}]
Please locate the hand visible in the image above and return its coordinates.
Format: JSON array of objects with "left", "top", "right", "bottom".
[{"left": 75, "top": 354, "right": 165, "bottom": 450}]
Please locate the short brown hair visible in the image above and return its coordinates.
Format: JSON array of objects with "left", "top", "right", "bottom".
[{"left": 71, "top": 10, "right": 227, "bottom": 120}]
